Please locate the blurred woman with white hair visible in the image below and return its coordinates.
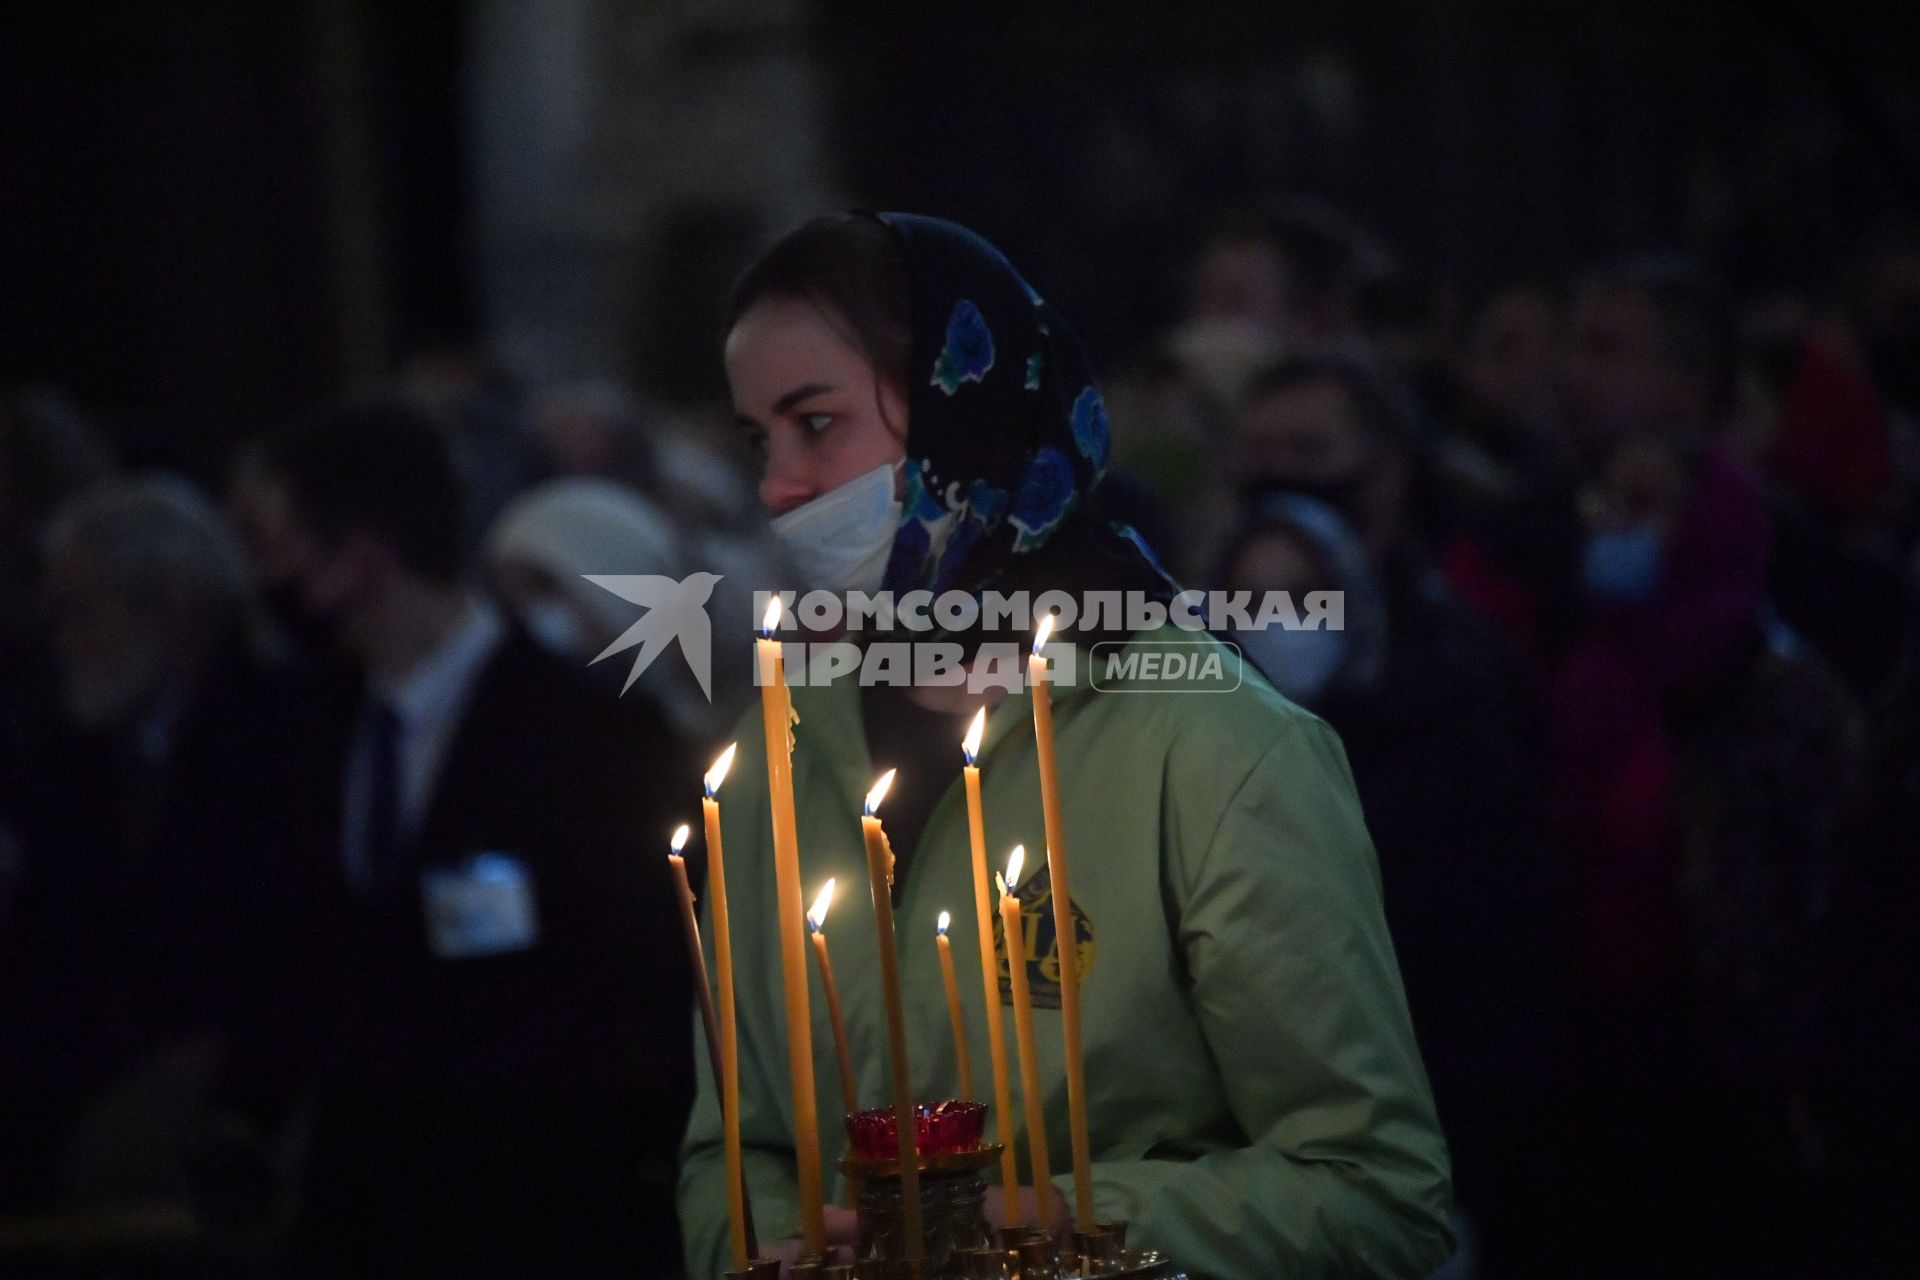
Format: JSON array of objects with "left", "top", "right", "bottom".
[{"left": 485, "top": 478, "right": 778, "bottom": 745}]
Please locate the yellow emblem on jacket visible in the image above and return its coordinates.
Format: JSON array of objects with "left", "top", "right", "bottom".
[{"left": 990, "top": 862, "right": 1094, "bottom": 1010}]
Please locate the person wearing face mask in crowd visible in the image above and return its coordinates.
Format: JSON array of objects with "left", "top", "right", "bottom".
[
  {"left": 1098, "top": 201, "right": 1390, "bottom": 578},
  {"left": 1214, "top": 494, "right": 1565, "bottom": 1278},
  {"left": 1232, "top": 350, "right": 1422, "bottom": 559},
  {"left": 485, "top": 476, "right": 775, "bottom": 747},
  {"left": 1548, "top": 259, "right": 1900, "bottom": 1274},
  {"left": 1429, "top": 285, "right": 1588, "bottom": 662},
  {"left": 1550, "top": 424, "right": 1874, "bottom": 1272},
  {"left": 1214, "top": 495, "right": 1386, "bottom": 707},
  {"left": 679, "top": 211, "right": 1452, "bottom": 1278},
  {"left": 0, "top": 478, "right": 313, "bottom": 1217},
  {"left": 248, "top": 401, "right": 693, "bottom": 1278},
  {"left": 1229, "top": 348, "right": 1545, "bottom": 679}
]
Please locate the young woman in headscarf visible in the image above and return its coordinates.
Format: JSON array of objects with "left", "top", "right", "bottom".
[{"left": 677, "top": 212, "right": 1451, "bottom": 1277}]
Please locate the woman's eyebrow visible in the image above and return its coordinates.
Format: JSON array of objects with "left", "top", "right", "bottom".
[{"left": 771, "top": 383, "right": 837, "bottom": 415}]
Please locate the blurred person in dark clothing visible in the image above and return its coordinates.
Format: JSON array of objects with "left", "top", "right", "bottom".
[
  {"left": 1446, "top": 255, "right": 1750, "bottom": 669},
  {"left": 1552, "top": 432, "right": 1765, "bottom": 1042},
  {"left": 1214, "top": 492, "right": 1565, "bottom": 1278},
  {"left": 1233, "top": 349, "right": 1428, "bottom": 567},
  {"left": 1550, "top": 423, "right": 1875, "bottom": 1272},
  {"left": 1563, "top": 254, "right": 1740, "bottom": 467},
  {"left": 1105, "top": 200, "right": 1391, "bottom": 574},
  {"left": 253, "top": 400, "right": 692, "bottom": 1277},
  {"left": 1732, "top": 291, "right": 1901, "bottom": 536},
  {"left": 1432, "top": 285, "right": 1585, "bottom": 660},
  {"left": 1732, "top": 299, "right": 1914, "bottom": 701},
  {"left": 1354, "top": 262, "right": 1455, "bottom": 418},
  {"left": 0, "top": 477, "right": 304, "bottom": 1213},
  {"left": 1451, "top": 285, "right": 1565, "bottom": 453},
  {"left": 1178, "top": 200, "right": 1389, "bottom": 388},
  {"left": 1444, "top": 254, "right": 1757, "bottom": 674}
]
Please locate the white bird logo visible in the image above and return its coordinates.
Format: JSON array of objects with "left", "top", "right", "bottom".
[{"left": 581, "top": 572, "right": 723, "bottom": 700}]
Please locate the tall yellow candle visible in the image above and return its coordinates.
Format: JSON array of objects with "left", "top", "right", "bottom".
[
  {"left": 860, "top": 770, "right": 923, "bottom": 1262},
  {"left": 935, "top": 912, "right": 973, "bottom": 1100},
  {"left": 805, "top": 881, "right": 860, "bottom": 1118},
  {"left": 961, "top": 708, "right": 1022, "bottom": 1226},
  {"left": 806, "top": 880, "right": 861, "bottom": 1212},
  {"left": 702, "top": 744, "right": 752, "bottom": 1271},
  {"left": 756, "top": 597, "right": 825, "bottom": 1255},
  {"left": 1030, "top": 616, "right": 1095, "bottom": 1233},
  {"left": 665, "top": 825, "right": 723, "bottom": 1105},
  {"left": 667, "top": 822, "right": 758, "bottom": 1263},
  {"left": 999, "top": 846, "right": 1055, "bottom": 1228}
]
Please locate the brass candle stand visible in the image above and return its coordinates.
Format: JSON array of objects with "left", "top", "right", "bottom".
[
  {"left": 832, "top": 1147, "right": 1187, "bottom": 1280},
  {"left": 725, "top": 1098, "right": 1187, "bottom": 1279}
]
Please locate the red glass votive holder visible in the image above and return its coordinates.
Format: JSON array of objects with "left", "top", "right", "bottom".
[{"left": 845, "top": 1099, "right": 986, "bottom": 1160}]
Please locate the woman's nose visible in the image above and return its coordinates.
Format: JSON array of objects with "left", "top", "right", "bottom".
[{"left": 759, "top": 438, "right": 817, "bottom": 518}]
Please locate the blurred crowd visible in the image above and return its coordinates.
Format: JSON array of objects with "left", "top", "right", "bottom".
[{"left": 2, "top": 201, "right": 1918, "bottom": 1277}]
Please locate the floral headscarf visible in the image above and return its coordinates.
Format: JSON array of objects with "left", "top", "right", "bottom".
[{"left": 871, "top": 212, "right": 1173, "bottom": 603}]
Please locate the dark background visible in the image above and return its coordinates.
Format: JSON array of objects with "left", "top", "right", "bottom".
[{"left": 5, "top": 0, "right": 1916, "bottom": 459}]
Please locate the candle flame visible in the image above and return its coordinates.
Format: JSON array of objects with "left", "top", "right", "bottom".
[
  {"left": 995, "top": 871, "right": 1008, "bottom": 898},
  {"left": 864, "top": 767, "right": 897, "bottom": 816},
  {"left": 937, "top": 910, "right": 951, "bottom": 936},
  {"left": 1005, "top": 844, "right": 1026, "bottom": 889},
  {"left": 761, "top": 595, "right": 783, "bottom": 635},
  {"left": 704, "top": 742, "right": 738, "bottom": 796},
  {"left": 962, "top": 707, "right": 986, "bottom": 763},
  {"left": 807, "top": 878, "right": 835, "bottom": 932},
  {"left": 669, "top": 823, "right": 691, "bottom": 854},
  {"left": 1033, "top": 614, "right": 1056, "bottom": 655}
]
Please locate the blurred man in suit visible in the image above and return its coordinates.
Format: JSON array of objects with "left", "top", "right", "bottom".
[{"left": 254, "top": 400, "right": 694, "bottom": 1278}]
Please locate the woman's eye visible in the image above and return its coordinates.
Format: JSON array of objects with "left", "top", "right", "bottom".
[
  {"left": 802, "top": 413, "right": 835, "bottom": 435},
  {"left": 744, "top": 430, "right": 770, "bottom": 461}
]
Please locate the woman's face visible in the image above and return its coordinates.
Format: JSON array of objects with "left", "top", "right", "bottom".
[{"left": 726, "top": 297, "right": 908, "bottom": 517}]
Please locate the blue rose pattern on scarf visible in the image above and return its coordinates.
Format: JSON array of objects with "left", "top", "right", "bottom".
[
  {"left": 1069, "top": 385, "right": 1111, "bottom": 474},
  {"left": 884, "top": 461, "right": 952, "bottom": 590},
  {"left": 1008, "top": 446, "right": 1079, "bottom": 552},
  {"left": 931, "top": 478, "right": 1012, "bottom": 592},
  {"left": 870, "top": 212, "right": 1176, "bottom": 607},
  {"left": 931, "top": 300, "right": 996, "bottom": 394}
]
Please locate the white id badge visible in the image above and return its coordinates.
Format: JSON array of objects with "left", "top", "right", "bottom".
[{"left": 422, "top": 852, "right": 540, "bottom": 959}]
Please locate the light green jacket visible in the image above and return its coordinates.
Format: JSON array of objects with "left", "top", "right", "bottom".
[{"left": 677, "top": 629, "right": 1453, "bottom": 1278}]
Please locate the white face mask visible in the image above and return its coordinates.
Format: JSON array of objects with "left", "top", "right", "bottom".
[
  {"left": 1237, "top": 625, "right": 1349, "bottom": 708},
  {"left": 769, "top": 461, "right": 903, "bottom": 594}
]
